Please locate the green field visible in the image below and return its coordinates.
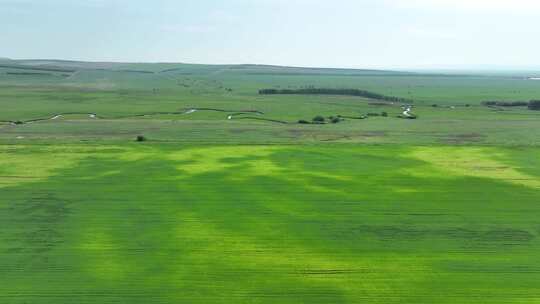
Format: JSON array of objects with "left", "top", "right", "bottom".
[
  {"left": 1, "top": 59, "right": 540, "bottom": 303},
  {"left": 1, "top": 60, "right": 540, "bottom": 145}
]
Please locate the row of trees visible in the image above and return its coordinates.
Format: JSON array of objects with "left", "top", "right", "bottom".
[
  {"left": 529, "top": 100, "right": 540, "bottom": 110},
  {"left": 482, "top": 100, "right": 540, "bottom": 110},
  {"left": 259, "top": 88, "right": 413, "bottom": 103},
  {"left": 482, "top": 101, "right": 529, "bottom": 107}
]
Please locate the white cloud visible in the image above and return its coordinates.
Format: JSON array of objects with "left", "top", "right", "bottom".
[{"left": 388, "top": 0, "right": 540, "bottom": 13}]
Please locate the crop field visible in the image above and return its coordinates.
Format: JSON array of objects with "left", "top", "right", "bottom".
[
  {"left": 1, "top": 60, "right": 540, "bottom": 303},
  {"left": 1, "top": 144, "right": 540, "bottom": 303}
]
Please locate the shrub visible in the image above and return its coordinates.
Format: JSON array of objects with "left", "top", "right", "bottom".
[
  {"left": 529, "top": 100, "right": 540, "bottom": 110},
  {"left": 136, "top": 135, "right": 146, "bottom": 142},
  {"left": 330, "top": 117, "right": 341, "bottom": 124},
  {"left": 381, "top": 112, "right": 388, "bottom": 117},
  {"left": 298, "top": 119, "right": 311, "bottom": 124},
  {"left": 312, "top": 115, "right": 326, "bottom": 123}
]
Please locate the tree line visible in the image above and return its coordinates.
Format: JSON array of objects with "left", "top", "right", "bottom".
[
  {"left": 482, "top": 100, "right": 540, "bottom": 110},
  {"left": 481, "top": 101, "right": 529, "bottom": 107},
  {"left": 259, "top": 88, "right": 413, "bottom": 103}
]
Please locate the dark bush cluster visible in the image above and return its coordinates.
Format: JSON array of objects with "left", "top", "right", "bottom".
[
  {"left": 136, "top": 135, "right": 147, "bottom": 142},
  {"left": 483, "top": 100, "right": 540, "bottom": 110},
  {"left": 312, "top": 115, "right": 326, "bottom": 123},
  {"left": 529, "top": 100, "right": 540, "bottom": 110},
  {"left": 328, "top": 116, "right": 342, "bottom": 124},
  {"left": 297, "top": 111, "right": 394, "bottom": 125},
  {"left": 298, "top": 115, "right": 346, "bottom": 125},
  {"left": 482, "top": 101, "right": 529, "bottom": 107},
  {"left": 259, "top": 88, "right": 412, "bottom": 103},
  {"left": 330, "top": 117, "right": 341, "bottom": 124}
]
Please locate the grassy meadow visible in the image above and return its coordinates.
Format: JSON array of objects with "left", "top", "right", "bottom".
[
  {"left": 1, "top": 59, "right": 540, "bottom": 303},
  {"left": 1, "top": 60, "right": 540, "bottom": 145}
]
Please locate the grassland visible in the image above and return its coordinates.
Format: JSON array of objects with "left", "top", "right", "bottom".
[
  {"left": 1, "top": 59, "right": 540, "bottom": 303},
  {"left": 1, "top": 60, "right": 540, "bottom": 145}
]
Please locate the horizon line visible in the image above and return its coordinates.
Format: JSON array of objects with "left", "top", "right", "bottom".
[{"left": 3, "top": 57, "right": 540, "bottom": 72}]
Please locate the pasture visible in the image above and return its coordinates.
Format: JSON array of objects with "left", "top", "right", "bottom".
[{"left": 1, "top": 60, "right": 540, "bottom": 145}]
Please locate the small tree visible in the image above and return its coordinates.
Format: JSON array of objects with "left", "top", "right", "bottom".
[
  {"left": 330, "top": 117, "right": 341, "bottom": 124},
  {"left": 136, "top": 135, "right": 146, "bottom": 142}
]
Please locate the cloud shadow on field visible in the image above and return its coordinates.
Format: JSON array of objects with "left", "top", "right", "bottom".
[{"left": 1, "top": 145, "right": 540, "bottom": 303}]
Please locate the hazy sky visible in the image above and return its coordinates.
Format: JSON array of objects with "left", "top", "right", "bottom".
[{"left": 2, "top": 0, "right": 540, "bottom": 68}]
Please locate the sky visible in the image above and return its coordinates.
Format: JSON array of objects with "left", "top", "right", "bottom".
[{"left": 1, "top": 0, "right": 540, "bottom": 69}]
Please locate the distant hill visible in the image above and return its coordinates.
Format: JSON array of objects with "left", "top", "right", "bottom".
[{"left": 2, "top": 59, "right": 413, "bottom": 76}]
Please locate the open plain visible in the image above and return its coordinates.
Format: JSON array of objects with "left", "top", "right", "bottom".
[{"left": 1, "top": 59, "right": 540, "bottom": 303}]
